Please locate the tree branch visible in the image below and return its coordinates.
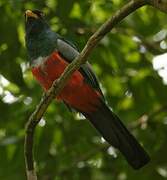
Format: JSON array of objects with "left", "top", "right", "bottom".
[
  {"left": 116, "top": 27, "right": 167, "bottom": 55},
  {"left": 149, "top": 0, "right": 167, "bottom": 13},
  {"left": 24, "top": 0, "right": 167, "bottom": 179},
  {"left": 129, "top": 104, "right": 167, "bottom": 129},
  {"left": 57, "top": 104, "right": 167, "bottom": 176}
]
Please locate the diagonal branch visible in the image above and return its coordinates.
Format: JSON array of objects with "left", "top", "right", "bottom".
[
  {"left": 149, "top": 0, "right": 167, "bottom": 13},
  {"left": 24, "top": 0, "right": 167, "bottom": 179},
  {"left": 56, "top": 104, "right": 167, "bottom": 177},
  {"left": 130, "top": 104, "right": 167, "bottom": 129}
]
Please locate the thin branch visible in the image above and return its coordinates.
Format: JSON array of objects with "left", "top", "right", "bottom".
[
  {"left": 57, "top": 144, "right": 110, "bottom": 176},
  {"left": 57, "top": 104, "right": 167, "bottom": 176},
  {"left": 129, "top": 104, "right": 167, "bottom": 129},
  {"left": 149, "top": 0, "right": 167, "bottom": 13},
  {"left": 25, "top": 0, "right": 167, "bottom": 179},
  {"left": 112, "top": 27, "right": 167, "bottom": 55}
]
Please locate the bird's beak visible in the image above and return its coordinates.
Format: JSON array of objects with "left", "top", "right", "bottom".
[{"left": 25, "top": 10, "right": 38, "bottom": 21}]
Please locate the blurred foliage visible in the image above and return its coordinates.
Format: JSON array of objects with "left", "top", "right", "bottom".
[{"left": 0, "top": 0, "right": 167, "bottom": 179}]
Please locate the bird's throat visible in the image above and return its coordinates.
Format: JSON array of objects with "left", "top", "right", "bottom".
[{"left": 31, "top": 56, "right": 49, "bottom": 67}]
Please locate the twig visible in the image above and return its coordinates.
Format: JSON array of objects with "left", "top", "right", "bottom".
[
  {"left": 149, "top": 0, "right": 167, "bottom": 13},
  {"left": 57, "top": 144, "right": 110, "bottom": 176},
  {"left": 116, "top": 27, "right": 167, "bottom": 55},
  {"left": 24, "top": 0, "right": 167, "bottom": 179},
  {"left": 129, "top": 104, "right": 167, "bottom": 129},
  {"left": 57, "top": 104, "right": 167, "bottom": 176}
]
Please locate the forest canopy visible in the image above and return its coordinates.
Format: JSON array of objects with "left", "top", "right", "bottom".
[{"left": 0, "top": 0, "right": 167, "bottom": 179}]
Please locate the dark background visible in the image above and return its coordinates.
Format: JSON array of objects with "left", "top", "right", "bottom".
[{"left": 0, "top": 0, "right": 167, "bottom": 179}]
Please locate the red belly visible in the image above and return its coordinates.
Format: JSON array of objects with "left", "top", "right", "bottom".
[{"left": 31, "top": 51, "right": 100, "bottom": 112}]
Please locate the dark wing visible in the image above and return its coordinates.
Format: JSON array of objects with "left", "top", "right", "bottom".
[{"left": 57, "top": 38, "right": 104, "bottom": 99}]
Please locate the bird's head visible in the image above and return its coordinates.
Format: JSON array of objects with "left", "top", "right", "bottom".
[
  {"left": 25, "top": 10, "right": 49, "bottom": 36},
  {"left": 25, "top": 10, "right": 58, "bottom": 60}
]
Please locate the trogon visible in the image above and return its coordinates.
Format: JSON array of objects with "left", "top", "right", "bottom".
[{"left": 24, "top": 10, "right": 150, "bottom": 169}]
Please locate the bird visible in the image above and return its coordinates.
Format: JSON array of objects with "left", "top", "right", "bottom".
[{"left": 24, "top": 9, "right": 150, "bottom": 169}]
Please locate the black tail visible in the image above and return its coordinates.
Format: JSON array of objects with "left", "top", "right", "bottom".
[{"left": 84, "top": 101, "right": 150, "bottom": 169}]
